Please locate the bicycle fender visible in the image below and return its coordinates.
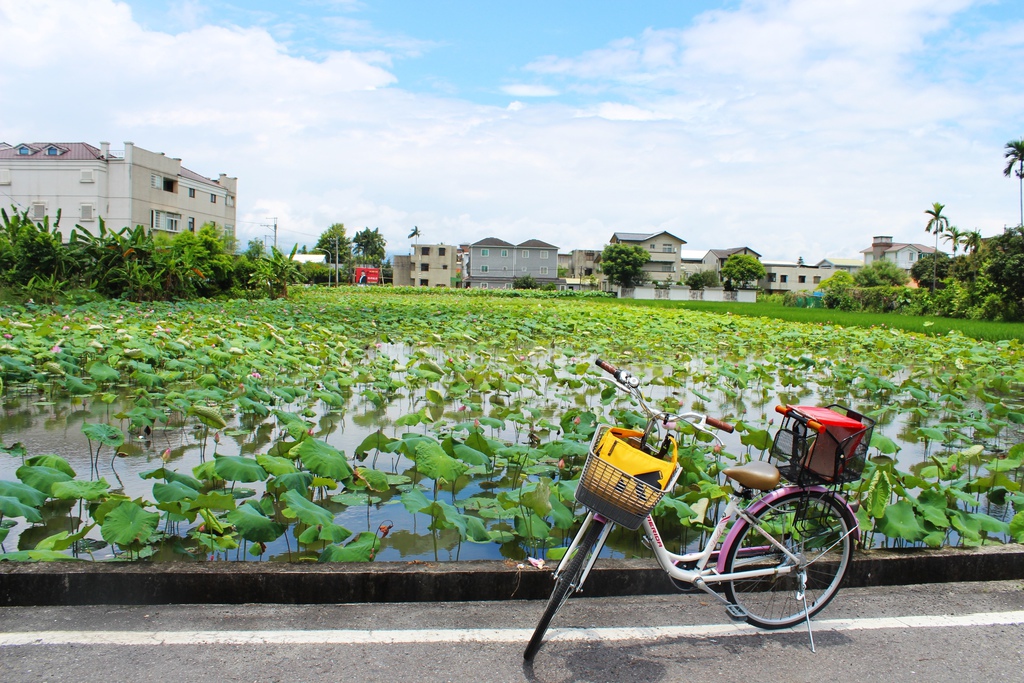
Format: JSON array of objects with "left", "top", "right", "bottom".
[{"left": 715, "top": 486, "right": 859, "bottom": 575}]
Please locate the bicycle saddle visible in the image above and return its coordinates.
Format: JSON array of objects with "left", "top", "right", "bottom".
[{"left": 721, "top": 460, "right": 780, "bottom": 490}]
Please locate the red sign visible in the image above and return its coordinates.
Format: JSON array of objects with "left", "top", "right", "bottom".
[{"left": 354, "top": 267, "right": 380, "bottom": 284}]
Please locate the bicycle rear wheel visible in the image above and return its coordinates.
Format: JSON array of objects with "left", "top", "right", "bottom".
[
  {"left": 523, "top": 518, "right": 606, "bottom": 661},
  {"left": 722, "top": 491, "right": 854, "bottom": 629}
]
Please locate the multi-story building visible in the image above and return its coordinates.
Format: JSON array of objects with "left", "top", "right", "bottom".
[
  {"left": 609, "top": 231, "right": 686, "bottom": 282},
  {"left": 701, "top": 247, "right": 762, "bottom": 275},
  {"left": 0, "top": 141, "right": 237, "bottom": 239},
  {"left": 392, "top": 243, "right": 459, "bottom": 287},
  {"left": 464, "top": 237, "right": 561, "bottom": 288},
  {"left": 861, "top": 236, "right": 935, "bottom": 270},
  {"left": 758, "top": 261, "right": 826, "bottom": 293}
]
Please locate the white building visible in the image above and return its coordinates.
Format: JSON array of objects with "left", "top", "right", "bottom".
[
  {"left": 0, "top": 141, "right": 237, "bottom": 239},
  {"left": 861, "top": 236, "right": 936, "bottom": 270},
  {"left": 609, "top": 231, "right": 687, "bottom": 281}
]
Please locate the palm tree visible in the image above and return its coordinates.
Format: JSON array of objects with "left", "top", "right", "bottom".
[
  {"left": 963, "top": 229, "right": 983, "bottom": 255},
  {"left": 352, "top": 227, "right": 387, "bottom": 266},
  {"left": 1005, "top": 139, "right": 1024, "bottom": 228},
  {"left": 942, "top": 225, "right": 964, "bottom": 256},
  {"left": 924, "top": 202, "right": 949, "bottom": 292}
]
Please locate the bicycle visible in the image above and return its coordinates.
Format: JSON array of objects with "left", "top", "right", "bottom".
[{"left": 523, "top": 358, "right": 874, "bottom": 661}]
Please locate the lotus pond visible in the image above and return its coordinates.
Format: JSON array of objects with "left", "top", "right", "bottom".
[{"left": 1, "top": 288, "right": 1022, "bottom": 563}]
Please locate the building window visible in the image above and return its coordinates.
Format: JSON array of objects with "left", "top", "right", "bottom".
[
  {"left": 163, "top": 177, "right": 175, "bottom": 192},
  {"left": 188, "top": 188, "right": 196, "bottom": 198},
  {"left": 540, "top": 250, "right": 549, "bottom": 259},
  {"left": 480, "top": 265, "right": 489, "bottom": 273},
  {"left": 151, "top": 174, "right": 160, "bottom": 188},
  {"left": 420, "top": 263, "right": 429, "bottom": 271},
  {"left": 481, "top": 248, "right": 489, "bottom": 257},
  {"left": 662, "top": 244, "right": 674, "bottom": 253},
  {"left": 769, "top": 273, "right": 777, "bottom": 282},
  {"left": 188, "top": 217, "right": 195, "bottom": 232},
  {"left": 47, "top": 146, "right": 59, "bottom": 156},
  {"left": 480, "top": 283, "right": 489, "bottom": 289},
  {"left": 798, "top": 275, "right": 806, "bottom": 284},
  {"left": 908, "top": 252, "right": 915, "bottom": 261},
  {"left": 210, "top": 194, "right": 216, "bottom": 203},
  {"left": 442, "top": 264, "right": 448, "bottom": 270},
  {"left": 80, "top": 204, "right": 94, "bottom": 222},
  {"left": 0, "top": 169, "right": 10, "bottom": 185},
  {"left": 31, "top": 202, "right": 46, "bottom": 220},
  {"left": 80, "top": 169, "right": 95, "bottom": 183},
  {"left": 438, "top": 247, "right": 446, "bottom": 256},
  {"left": 18, "top": 146, "right": 30, "bottom": 155},
  {"left": 419, "top": 279, "right": 429, "bottom": 286},
  {"left": 521, "top": 250, "right": 530, "bottom": 258},
  {"left": 421, "top": 247, "right": 430, "bottom": 256},
  {"left": 226, "top": 195, "right": 234, "bottom": 207},
  {"left": 540, "top": 266, "right": 549, "bottom": 275},
  {"left": 813, "top": 276, "right": 821, "bottom": 284},
  {"left": 649, "top": 243, "right": 656, "bottom": 250},
  {"left": 780, "top": 275, "right": 788, "bottom": 283},
  {"left": 500, "top": 249, "right": 508, "bottom": 257},
  {"left": 662, "top": 263, "right": 673, "bottom": 272}
]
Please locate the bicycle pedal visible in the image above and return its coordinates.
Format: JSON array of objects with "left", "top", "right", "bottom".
[{"left": 725, "top": 604, "right": 748, "bottom": 621}]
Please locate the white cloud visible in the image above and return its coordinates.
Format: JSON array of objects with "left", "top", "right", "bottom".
[
  {"left": 501, "top": 84, "right": 560, "bottom": 97},
  {"left": 0, "top": 0, "right": 1021, "bottom": 262}
]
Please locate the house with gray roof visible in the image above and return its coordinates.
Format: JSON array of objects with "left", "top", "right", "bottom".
[
  {"left": 861, "top": 236, "right": 936, "bottom": 271},
  {"left": 464, "top": 238, "right": 562, "bottom": 289},
  {"left": 609, "top": 231, "right": 687, "bottom": 282}
]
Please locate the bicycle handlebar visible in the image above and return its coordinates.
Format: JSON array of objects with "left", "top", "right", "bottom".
[
  {"left": 775, "top": 404, "right": 825, "bottom": 433},
  {"left": 596, "top": 357, "right": 732, "bottom": 433},
  {"left": 705, "top": 416, "right": 735, "bottom": 433}
]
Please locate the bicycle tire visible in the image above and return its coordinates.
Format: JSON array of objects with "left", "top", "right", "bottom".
[
  {"left": 722, "top": 491, "right": 854, "bottom": 629},
  {"left": 523, "top": 518, "right": 606, "bottom": 661}
]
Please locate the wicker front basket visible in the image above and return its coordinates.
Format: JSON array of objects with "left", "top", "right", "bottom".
[{"left": 575, "top": 426, "right": 673, "bottom": 530}]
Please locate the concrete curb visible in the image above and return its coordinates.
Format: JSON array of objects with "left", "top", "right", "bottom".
[{"left": 1, "top": 545, "right": 1022, "bottom": 606}]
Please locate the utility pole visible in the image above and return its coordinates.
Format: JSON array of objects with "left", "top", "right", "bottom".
[
  {"left": 333, "top": 236, "right": 339, "bottom": 286},
  {"left": 260, "top": 217, "right": 278, "bottom": 251}
]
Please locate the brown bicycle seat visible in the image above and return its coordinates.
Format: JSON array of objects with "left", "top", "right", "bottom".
[{"left": 721, "top": 460, "right": 780, "bottom": 491}]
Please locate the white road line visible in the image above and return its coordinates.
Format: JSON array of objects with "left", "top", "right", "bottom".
[{"left": 1, "top": 611, "right": 1022, "bottom": 647}]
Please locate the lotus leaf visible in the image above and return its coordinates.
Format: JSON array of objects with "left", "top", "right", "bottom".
[
  {"left": 318, "top": 531, "right": 380, "bottom": 562},
  {"left": 100, "top": 500, "right": 159, "bottom": 546},
  {"left": 51, "top": 479, "right": 111, "bottom": 501},
  {"left": 0, "top": 494, "right": 42, "bottom": 522},
  {"left": 291, "top": 439, "right": 352, "bottom": 481},
  {"left": 81, "top": 423, "right": 124, "bottom": 448},
  {"left": 214, "top": 455, "right": 269, "bottom": 483},
  {"left": 0, "top": 480, "right": 47, "bottom": 507},
  {"left": 25, "top": 455, "right": 76, "bottom": 477},
  {"left": 16, "top": 465, "right": 72, "bottom": 496}
]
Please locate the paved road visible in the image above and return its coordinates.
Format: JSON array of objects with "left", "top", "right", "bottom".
[{"left": 1, "top": 580, "right": 1022, "bottom": 682}]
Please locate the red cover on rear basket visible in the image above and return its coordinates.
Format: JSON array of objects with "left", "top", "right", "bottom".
[{"left": 792, "top": 406, "right": 866, "bottom": 481}]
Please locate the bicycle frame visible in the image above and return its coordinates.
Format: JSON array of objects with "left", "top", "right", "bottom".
[{"left": 553, "top": 483, "right": 859, "bottom": 599}]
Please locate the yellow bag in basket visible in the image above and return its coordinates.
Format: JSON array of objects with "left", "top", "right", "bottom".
[{"left": 593, "top": 428, "right": 676, "bottom": 490}]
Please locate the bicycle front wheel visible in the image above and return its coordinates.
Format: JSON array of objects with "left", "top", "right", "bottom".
[
  {"left": 523, "top": 518, "right": 606, "bottom": 661},
  {"left": 722, "top": 491, "right": 854, "bottom": 629}
]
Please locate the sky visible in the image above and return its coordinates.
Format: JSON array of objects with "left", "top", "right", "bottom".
[{"left": 1, "top": 0, "right": 1022, "bottom": 261}]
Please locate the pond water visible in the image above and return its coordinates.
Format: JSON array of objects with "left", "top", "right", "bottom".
[{"left": 1, "top": 331, "right": 1019, "bottom": 562}]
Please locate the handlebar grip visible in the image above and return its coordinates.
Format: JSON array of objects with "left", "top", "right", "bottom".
[
  {"left": 775, "top": 405, "right": 790, "bottom": 416},
  {"left": 807, "top": 419, "right": 825, "bottom": 433},
  {"left": 706, "top": 416, "right": 734, "bottom": 433},
  {"left": 595, "top": 358, "right": 619, "bottom": 375}
]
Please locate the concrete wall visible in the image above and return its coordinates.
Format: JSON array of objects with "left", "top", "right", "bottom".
[{"left": 618, "top": 286, "right": 757, "bottom": 302}]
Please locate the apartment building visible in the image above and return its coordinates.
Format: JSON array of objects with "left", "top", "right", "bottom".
[
  {"left": 0, "top": 141, "right": 237, "bottom": 239},
  {"left": 464, "top": 237, "right": 561, "bottom": 288},
  {"left": 392, "top": 243, "right": 459, "bottom": 287},
  {"left": 609, "top": 231, "right": 686, "bottom": 280}
]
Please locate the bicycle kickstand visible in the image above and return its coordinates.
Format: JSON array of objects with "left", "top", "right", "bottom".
[{"left": 796, "top": 571, "right": 816, "bottom": 653}]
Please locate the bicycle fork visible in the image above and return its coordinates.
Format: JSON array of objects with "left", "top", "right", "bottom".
[{"left": 553, "top": 512, "right": 613, "bottom": 593}]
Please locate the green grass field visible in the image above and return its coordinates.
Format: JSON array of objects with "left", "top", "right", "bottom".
[{"left": 608, "top": 298, "right": 1024, "bottom": 343}]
